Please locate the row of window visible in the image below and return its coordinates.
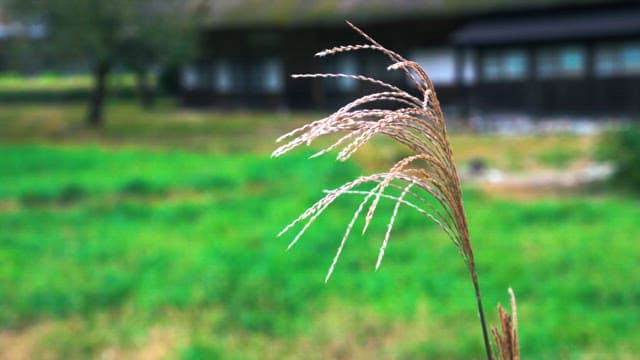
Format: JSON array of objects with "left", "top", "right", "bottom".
[
  {"left": 182, "top": 56, "right": 371, "bottom": 94},
  {"left": 182, "top": 58, "right": 285, "bottom": 94},
  {"left": 482, "top": 42, "right": 640, "bottom": 81},
  {"left": 181, "top": 41, "right": 640, "bottom": 93},
  {"left": 182, "top": 57, "right": 366, "bottom": 94}
]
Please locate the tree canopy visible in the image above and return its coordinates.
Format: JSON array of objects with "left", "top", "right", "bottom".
[{"left": 4, "top": 0, "right": 200, "bottom": 125}]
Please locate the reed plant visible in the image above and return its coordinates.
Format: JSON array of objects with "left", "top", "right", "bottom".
[
  {"left": 492, "top": 288, "right": 520, "bottom": 360},
  {"left": 273, "top": 22, "right": 518, "bottom": 359}
]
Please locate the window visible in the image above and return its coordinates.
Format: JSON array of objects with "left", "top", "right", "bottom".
[
  {"left": 595, "top": 46, "right": 616, "bottom": 76},
  {"left": 211, "top": 59, "right": 244, "bottom": 94},
  {"left": 210, "top": 57, "right": 285, "bottom": 95},
  {"left": 562, "top": 49, "right": 584, "bottom": 74},
  {"left": 481, "top": 49, "right": 527, "bottom": 81},
  {"left": 181, "top": 64, "right": 208, "bottom": 90},
  {"left": 324, "top": 56, "right": 358, "bottom": 92},
  {"left": 258, "top": 58, "right": 284, "bottom": 94},
  {"left": 622, "top": 42, "right": 640, "bottom": 74},
  {"left": 213, "top": 60, "right": 233, "bottom": 93},
  {"left": 596, "top": 42, "right": 640, "bottom": 77},
  {"left": 411, "top": 48, "right": 456, "bottom": 85},
  {"left": 181, "top": 66, "right": 198, "bottom": 90},
  {"left": 482, "top": 53, "right": 500, "bottom": 81},
  {"left": 462, "top": 49, "right": 476, "bottom": 85},
  {"left": 536, "top": 45, "right": 585, "bottom": 79},
  {"left": 503, "top": 51, "right": 527, "bottom": 79}
]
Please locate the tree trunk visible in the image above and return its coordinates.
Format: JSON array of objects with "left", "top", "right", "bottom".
[
  {"left": 87, "top": 60, "right": 110, "bottom": 127},
  {"left": 136, "top": 68, "right": 155, "bottom": 109}
]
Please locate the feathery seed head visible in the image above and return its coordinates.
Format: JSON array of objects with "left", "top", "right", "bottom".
[{"left": 274, "top": 21, "right": 474, "bottom": 281}]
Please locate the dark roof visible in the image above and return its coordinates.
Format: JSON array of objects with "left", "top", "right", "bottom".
[
  {"left": 452, "top": 6, "right": 640, "bottom": 45},
  {"left": 199, "top": 0, "right": 625, "bottom": 28}
]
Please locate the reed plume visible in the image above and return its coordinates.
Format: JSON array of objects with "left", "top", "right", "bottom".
[
  {"left": 491, "top": 288, "right": 520, "bottom": 360},
  {"left": 273, "top": 21, "right": 494, "bottom": 359}
]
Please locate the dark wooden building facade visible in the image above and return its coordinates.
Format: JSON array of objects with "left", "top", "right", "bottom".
[
  {"left": 182, "top": 1, "right": 640, "bottom": 117},
  {"left": 454, "top": 4, "right": 640, "bottom": 116}
]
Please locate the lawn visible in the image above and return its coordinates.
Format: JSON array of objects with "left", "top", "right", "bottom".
[{"left": 1, "top": 102, "right": 638, "bottom": 359}]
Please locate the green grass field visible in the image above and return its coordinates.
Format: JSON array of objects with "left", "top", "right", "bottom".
[
  {"left": 1, "top": 102, "right": 639, "bottom": 359},
  {"left": 0, "top": 73, "right": 137, "bottom": 93}
]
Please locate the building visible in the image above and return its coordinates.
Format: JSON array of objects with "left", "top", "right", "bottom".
[{"left": 182, "top": 0, "right": 640, "bottom": 117}]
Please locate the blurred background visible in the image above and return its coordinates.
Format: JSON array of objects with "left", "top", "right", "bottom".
[{"left": 1, "top": 0, "right": 639, "bottom": 358}]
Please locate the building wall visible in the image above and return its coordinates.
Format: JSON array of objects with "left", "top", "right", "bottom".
[
  {"left": 181, "top": 3, "right": 640, "bottom": 117},
  {"left": 467, "top": 39, "right": 640, "bottom": 115},
  {"left": 181, "top": 17, "right": 462, "bottom": 109}
]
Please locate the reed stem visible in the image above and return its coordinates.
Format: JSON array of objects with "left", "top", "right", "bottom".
[{"left": 472, "top": 270, "right": 494, "bottom": 360}]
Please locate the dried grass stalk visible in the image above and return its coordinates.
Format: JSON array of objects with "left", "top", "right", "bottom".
[
  {"left": 273, "top": 21, "right": 494, "bottom": 359},
  {"left": 491, "top": 288, "right": 520, "bottom": 360}
]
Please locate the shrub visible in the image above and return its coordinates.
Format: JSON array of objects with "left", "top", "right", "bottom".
[{"left": 596, "top": 125, "right": 640, "bottom": 191}]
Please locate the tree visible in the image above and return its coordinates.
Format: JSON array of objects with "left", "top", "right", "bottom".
[
  {"left": 117, "top": 2, "right": 198, "bottom": 110},
  {"left": 4, "top": 0, "right": 199, "bottom": 126}
]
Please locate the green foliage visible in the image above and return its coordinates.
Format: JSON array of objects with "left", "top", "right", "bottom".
[
  {"left": 4, "top": 0, "right": 199, "bottom": 123},
  {"left": 4, "top": 0, "right": 197, "bottom": 69},
  {"left": 1, "top": 143, "right": 640, "bottom": 358},
  {"left": 596, "top": 124, "right": 640, "bottom": 191}
]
